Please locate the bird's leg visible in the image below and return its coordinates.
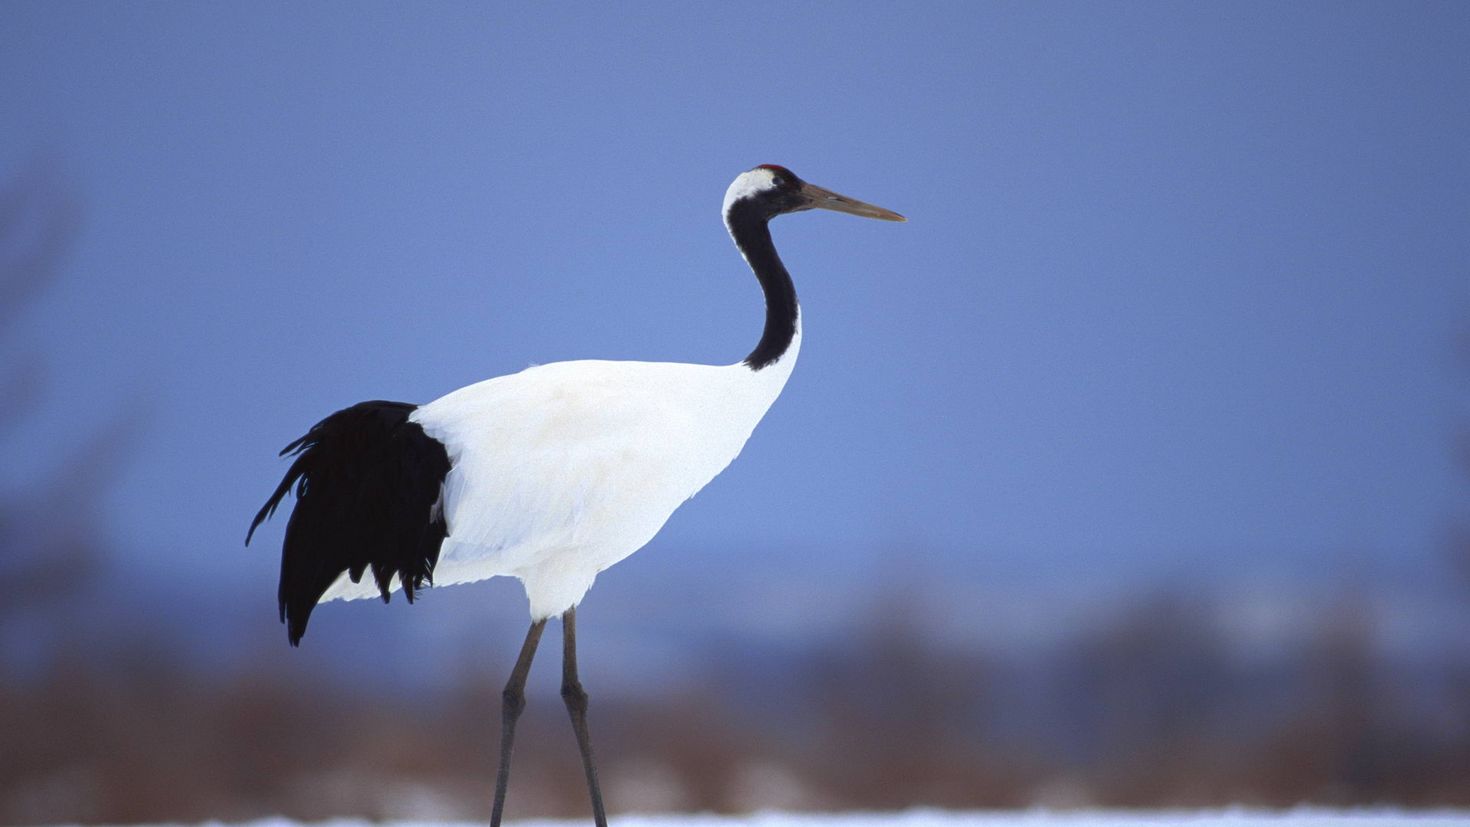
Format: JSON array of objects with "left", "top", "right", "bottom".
[
  {"left": 561, "top": 606, "right": 609, "bottom": 827},
  {"left": 492, "top": 618, "right": 547, "bottom": 827}
]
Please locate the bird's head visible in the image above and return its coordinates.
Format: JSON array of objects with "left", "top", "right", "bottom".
[{"left": 723, "top": 164, "right": 905, "bottom": 224}]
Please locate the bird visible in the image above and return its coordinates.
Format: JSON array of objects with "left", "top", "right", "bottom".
[{"left": 247, "top": 164, "right": 904, "bottom": 826}]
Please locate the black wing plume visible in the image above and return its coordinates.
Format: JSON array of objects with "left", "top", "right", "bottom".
[{"left": 247, "top": 400, "right": 451, "bottom": 646}]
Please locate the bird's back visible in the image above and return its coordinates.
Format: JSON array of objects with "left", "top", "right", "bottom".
[{"left": 323, "top": 353, "right": 797, "bottom": 618}]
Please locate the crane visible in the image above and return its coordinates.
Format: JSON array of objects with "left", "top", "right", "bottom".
[{"left": 247, "top": 164, "right": 904, "bottom": 826}]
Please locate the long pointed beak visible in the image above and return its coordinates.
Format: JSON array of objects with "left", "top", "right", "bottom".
[{"left": 800, "top": 182, "right": 907, "bottom": 222}]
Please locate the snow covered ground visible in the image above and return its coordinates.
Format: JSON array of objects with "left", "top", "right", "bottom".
[{"left": 208, "top": 809, "right": 1470, "bottom": 827}]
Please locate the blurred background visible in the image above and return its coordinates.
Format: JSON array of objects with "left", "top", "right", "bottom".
[{"left": 2, "top": 2, "right": 1468, "bottom": 822}]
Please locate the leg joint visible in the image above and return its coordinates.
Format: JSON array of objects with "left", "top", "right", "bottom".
[
  {"left": 502, "top": 685, "right": 527, "bottom": 717},
  {"left": 561, "top": 679, "right": 589, "bottom": 711}
]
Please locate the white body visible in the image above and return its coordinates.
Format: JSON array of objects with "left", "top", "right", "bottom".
[{"left": 322, "top": 324, "right": 800, "bottom": 619}]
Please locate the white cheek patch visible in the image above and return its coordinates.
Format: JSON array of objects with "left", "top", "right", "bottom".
[{"left": 722, "top": 168, "right": 779, "bottom": 214}]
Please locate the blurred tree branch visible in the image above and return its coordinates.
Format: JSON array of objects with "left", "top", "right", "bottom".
[
  {"left": 0, "top": 161, "right": 135, "bottom": 644},
  {"left": 0, "top": 161, "right": 79, "bottom": 331}
]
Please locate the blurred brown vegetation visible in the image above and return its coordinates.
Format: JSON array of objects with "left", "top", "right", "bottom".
[
  {"left": 2, "top": 169, "right": 1469, "bottom": 823},
  {"left": 3, "top": 584, "right": 1468, "bottom": 824}
]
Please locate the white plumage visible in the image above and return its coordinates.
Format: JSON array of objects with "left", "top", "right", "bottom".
[{"left": 323, "top": 329, "right": 800, "bottom": 618}]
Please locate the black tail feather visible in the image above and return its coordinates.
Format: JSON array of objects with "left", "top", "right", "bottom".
[
  {"left": 247, "top": 400, "right": 451, "bottom": 646},
  {"left": 246, "top": 453, "right": 302, "bottom": 546}
]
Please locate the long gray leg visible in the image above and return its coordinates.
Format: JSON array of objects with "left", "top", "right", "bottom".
[
  {"left": 561, "top": 607, "right": 609, "bottom": 827},
  {"left": 491, "top": 619, "right": 547, "bottom": 827}
]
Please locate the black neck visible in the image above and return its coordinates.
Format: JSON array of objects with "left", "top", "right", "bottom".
[{"left": 726, "top": 202, "right": 799, "bottom": 371}]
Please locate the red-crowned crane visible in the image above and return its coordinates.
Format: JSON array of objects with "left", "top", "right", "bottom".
[{"left": 248, "top": 165, "right": 904, "bottom": 826}]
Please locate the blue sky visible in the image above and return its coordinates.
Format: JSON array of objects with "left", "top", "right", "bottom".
[{"left": 2, "top": 2, "right": 1468, "bottom": 638}]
